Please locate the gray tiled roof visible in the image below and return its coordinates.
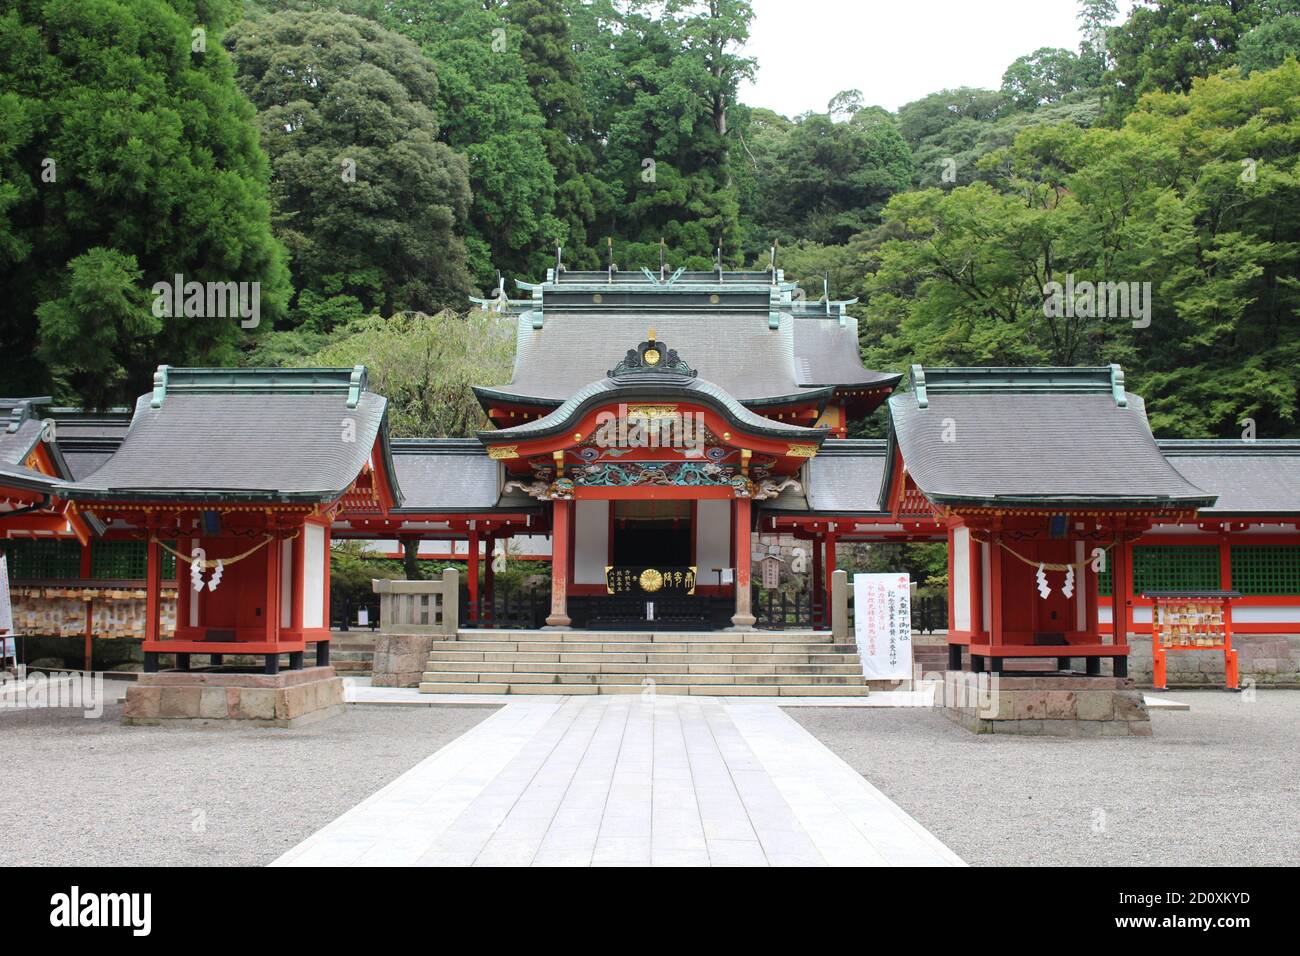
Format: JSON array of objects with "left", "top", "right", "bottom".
[
  {"left": 63, "top": 368, "right": 391, "bottom": 502},
  {"left": 61, "top": 449, "right": 118, "bottom": 481},
  {"left": 762, "top": 440, "right": 889, "bottom": 514},
  {"left": 1162, "top": 441, "right": 1300, "bottom": 515},
  {"left": 48, "top": 412, "right": 133, "bottom": 480},
  {"left": 792, "top": 317, "right": 901, "bottom": 390},
  {"left": 0, "top": 460, "right": 64, "bottom": 495},
  {"left": 0, "top": 397, "right": 79, "bottom": 481},
  {"left": 889, "top": 367, "right": 1215, "bottom": 509},
  {"left": 0, "top": 418, "right": 42, "bottom": 468},
  {"left": 486, "top": 308, "right": 896, "bottom": 405},
  {"left": 390, "top": 440, "right": 536, "bottom": 513},
  {"left": 496, "top": 310, "right": 804, "bottom": 401}
]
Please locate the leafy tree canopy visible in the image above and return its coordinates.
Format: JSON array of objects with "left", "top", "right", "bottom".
[
  {"left": 860, "top": 61, "right": 1300, "bottom": 438},
  {"left": 307, "top": 308, "right": 515, "bottom": 437}
]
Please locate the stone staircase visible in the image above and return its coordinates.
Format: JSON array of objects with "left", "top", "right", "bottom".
[
  {"left": 418, "top": 629, "right": 869, "bottom": 696},
  {"left": 327, "top": 632, "right": 377, "bottom": 677}
]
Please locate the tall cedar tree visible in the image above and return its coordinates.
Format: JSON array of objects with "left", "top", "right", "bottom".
[
  {"left": 226, "top": 8, "right": 474, "bottom": 325},
  {"left": 0, "top": 0, "right": 289, "bottom": 407}
]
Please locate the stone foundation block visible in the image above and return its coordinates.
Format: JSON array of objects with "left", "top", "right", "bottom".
[
  {"left": 372, "top": 633, "right": 437, "bottom": 687},
  {"left": 941, "top": 671, "right": 1152, "bottom": 737},
  {"left": 122, "top": 666, "right": 345, "bottom": 727}
]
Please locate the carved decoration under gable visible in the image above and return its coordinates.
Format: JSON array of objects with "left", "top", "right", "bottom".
[{"left": 503, "top": 459, "right": 800, "bottom": 501}]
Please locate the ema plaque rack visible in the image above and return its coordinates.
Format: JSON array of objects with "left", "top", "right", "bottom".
[{"left": 1141, "top": 589, "right": 1241, "bottom": 690}]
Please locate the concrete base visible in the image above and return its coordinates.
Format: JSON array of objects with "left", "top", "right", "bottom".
[
  {"left": 122, "top": 666, "right": 345, "bottom": 727},
  {"left": 941, "top": 671, "right": 1152, "bottom": 737}
]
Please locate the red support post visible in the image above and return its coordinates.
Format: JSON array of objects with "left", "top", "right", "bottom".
[
  {"left": 321, "top": 523, "right": 332, "bottom": 633},
  {"left": 80, "top": 542, "right": 93, "bottom": 671},
  {"left": 145, "top": 535, "right": 162, "bottom": 646},
  {"left": 264, "top": 529, "right": 281, "bottom": 646},
  {"left": 484, "top": 534, "right": 496, "bottom": 625},
  {"left": 467, "top": 527, "right": 480, "bottom": 621},
  {"left": 812, "top": 532, "right": 824, "bottom": 628},
  {"left": 824, "top": 532, "right": 838, "bottom": 631},
  {"left": 987, "top": 531, "right": 1004, "bottom": 666}
]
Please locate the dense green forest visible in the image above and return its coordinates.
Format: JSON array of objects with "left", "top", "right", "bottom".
[{"left": 1, "top": 0, "right": 1298, "bottom": 438}]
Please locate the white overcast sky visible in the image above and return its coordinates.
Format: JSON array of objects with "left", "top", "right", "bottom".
[{"left": 739, "top": 0, "right": 1138, "bottom": 115}]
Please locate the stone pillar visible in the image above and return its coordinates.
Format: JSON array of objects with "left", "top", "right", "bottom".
[
  {"left": 440, "top": 567, "right": 459, "bottom": 634},
  {"left": 831, "top": 568, "right": 849, "bottom": 642},
  {"left": 731, "top": 497, "right": 756, "bottom": 629},
  {"left": 546, "top": 499, "right": 572, "bottom": 628}
]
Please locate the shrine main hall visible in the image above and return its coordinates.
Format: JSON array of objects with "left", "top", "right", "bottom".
[{"left": 2, "top": 267, "right": 1299, "bottom": 696}]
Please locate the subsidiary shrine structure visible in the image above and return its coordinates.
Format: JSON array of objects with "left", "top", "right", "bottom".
[{"left": 3, "top": 268, "right": 1300, "bottom": 687}]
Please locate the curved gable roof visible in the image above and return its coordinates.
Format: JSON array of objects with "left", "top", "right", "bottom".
[
  {"left": 63, "top": 367, "right": 396, "bottom": 504},
  {"left": 482, "top": 373, "right": 830, "bottom": 445},
  {"left": 888, "top": 366, "right": 1215, "bottom": 510}
]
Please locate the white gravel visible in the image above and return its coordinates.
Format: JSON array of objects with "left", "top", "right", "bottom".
[
  {"left": 790, "top": 690, "right": 1300, "bottom": 866},
  {"left": 0, "top": 700, "right": 495, "bottom": 866}
]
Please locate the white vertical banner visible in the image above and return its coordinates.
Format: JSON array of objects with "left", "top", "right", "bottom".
[
  {"left": 0, "top": 552, "right": 14, "bottom": 660},
  {"left": 853, "top": 572, "right": 913, "bottom": 680}
]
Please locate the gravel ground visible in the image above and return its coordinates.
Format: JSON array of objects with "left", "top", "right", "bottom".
[
  {"left": 0, "top": 699, "right": 495, "bottom": 866},
  {"left": 791, "top": 690, "right": 1300, "bottom": 866}
]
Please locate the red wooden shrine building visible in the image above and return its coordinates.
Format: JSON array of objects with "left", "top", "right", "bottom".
[{"left": 4, "top": 269, "right": 1300, "bottom": 678}]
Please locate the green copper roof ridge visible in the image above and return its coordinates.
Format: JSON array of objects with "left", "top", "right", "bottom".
[
  {"left": 906, "top": 364, "right": 1129, "bottom": 406},
  {"left": 150, "top": 364, "right": 370, "bottom": 408}
]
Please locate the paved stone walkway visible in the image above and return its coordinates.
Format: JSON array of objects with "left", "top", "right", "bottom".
[{"left": 272, "top": 695, "right": 965, "bottom": 867}]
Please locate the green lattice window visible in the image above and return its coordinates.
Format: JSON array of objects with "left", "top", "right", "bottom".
[
  {"left": 90, "top": 541, "right": 176, "bottom": 580},
  {"left": 1, "top": 539, "right": 177, "bottom": 582},
  {"left": 1230, "top": 546, "right": 1300, "bottom": 596},
  {"left": 2, "top": 539, "right": 82, "bottom": 580},
  {"left": 1098, "top": 545, "right": 1221, "bottom": 596}
]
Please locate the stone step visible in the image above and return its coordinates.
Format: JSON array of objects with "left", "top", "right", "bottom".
[
  {"left": 420, "top": 670, "right": 865, "bottom": 686},
  {"left": 423, "top": 659, "right": 863, "bottom": 676},
  {"left": 425, "top": 649, "right": 859, "bottom": 664},
  {"left": 332, "top": 661, "right": 372, "bottom": 674},
  {"left": 452, "top": 630, "right": 838, "bottom": 645},
  {"left": 429, "top": 640, "right": 857, "bottom": 656},
  {"left": 417, "top": 681, "right": 869, "bottom": 697}
]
